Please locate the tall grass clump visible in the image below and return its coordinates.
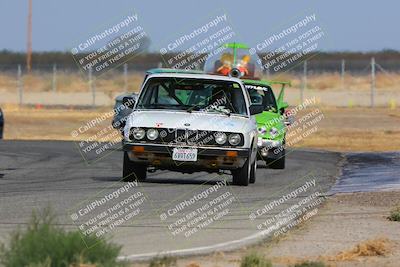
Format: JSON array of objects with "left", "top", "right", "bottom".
[
  {"left": 240, "top": 252, "right": 272, "bottom": 267},
  {"left": 0, "top": 208, "right": 125, "bottom": 267}
]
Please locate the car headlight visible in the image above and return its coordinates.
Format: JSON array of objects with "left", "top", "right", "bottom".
[
  {"left": 228, "top": 133, "right": 241, "bottom": 146},
  {"left": 215, "top": 132, "right": 227, "bottom": 145},
  {"left": 269, "top": 127, "right": 278, "bottom": 138},
  {"left": 146, "top": 128, "right": 159, "bottom": 140},
  {"left": 258, "top": 126, "right": 267, "bottom": 134},
  {"left": 132, "top": 128, "right": 145, "bottom": 140}
]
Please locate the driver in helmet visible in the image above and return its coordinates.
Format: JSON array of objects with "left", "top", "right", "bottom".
[
  {"left": 217, "top": 53, "right": 233, "bottom": 76},
  {"left": 238, "top": 55, "right": 250, "bottom": 76}
]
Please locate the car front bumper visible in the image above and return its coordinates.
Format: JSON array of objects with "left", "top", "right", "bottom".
[
  {"left": 257, "top": 137, "right": 284, "bottom": 159},
  {"left": 123, "top": 142, "right": 250, "bottom": 171}
]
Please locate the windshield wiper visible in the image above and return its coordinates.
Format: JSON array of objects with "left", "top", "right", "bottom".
[{"left": 207, "top": 107, "right": 231, "bottom": 116}]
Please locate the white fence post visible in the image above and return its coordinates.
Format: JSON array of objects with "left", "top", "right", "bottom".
[
  {"left": 17, "top": 64, "right": 23, "bottom": 106},
  {"left": 52, "top": 63, "right": 57, "bottom": 92},
  {"left": 89, "top": 67, "right": 95, "bottom": 108},
  {"left": 371, "top": 57, "right": 375, "bottom": 108},
  {"left": 123, "top": 63, "right": 128, "bottom": 92},
  {"left": 301, "top": 60, "right": 307, "bottom": 103},
  {"left": 341, "top": 59, "right": 345, "bottom": 90}
]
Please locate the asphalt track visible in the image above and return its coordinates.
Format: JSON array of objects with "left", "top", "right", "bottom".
[{"left": 0, "top": 140, "right": 341, "bottom": 260}]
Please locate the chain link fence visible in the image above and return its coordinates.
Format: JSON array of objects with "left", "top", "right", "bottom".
[{"left": 0, "top": 57, "right": 399, "bottom": 108}]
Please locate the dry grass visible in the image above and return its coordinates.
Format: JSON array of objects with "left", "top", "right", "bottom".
[
  {"left": 271, "top": 238, "right": 393, "bottom": 266},
  {"left": 2, "top": 105, "right": 400, "bottom": 152},
  {"left": 2, "top": 104, "right": 116, "bottom": 141},
  {"left": 0, "top": 72, "right": 144, "bottom": 94},
  {"left": 1, "top": 72, "right": 400, "bottom": 94},
  {"left": 333, "top": 238, "right": 392, "bottom": 260},
  {"left": 290, "top": 107, "right": 400, "bottom": 151}
]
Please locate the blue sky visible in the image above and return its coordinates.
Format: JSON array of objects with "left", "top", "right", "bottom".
[{"left": 0, "top": 0, "right": 398, "bottom": 52}]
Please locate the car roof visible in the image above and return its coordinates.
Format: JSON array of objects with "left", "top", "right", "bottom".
[
  {"left": 242, "top": 79, "right": 291, "bottom": 87},
  {"left": 146, "top": 68, "right": 205, "bottom": 75},
  {"left": 146, "top": 72, "right": 244, "bottom": 83}
]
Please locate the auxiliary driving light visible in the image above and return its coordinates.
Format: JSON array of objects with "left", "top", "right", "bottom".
[
  {"left": 146, "top": 128, "right": 159, "bottom": 140},
  {"left": 132, "top": 146, "right": 145, "bottom": 152},
  {"left": 226, "top": 151, "right": 238, "bottom": 157},
  {"left": 132, "top": 128, "right": 145, "bottom": 140},
  {"left": 215, "top": 132, "right": 227, "bottom": 145},
  {"left": 228, "top": 133, "right": 241, "bottom": 146}
]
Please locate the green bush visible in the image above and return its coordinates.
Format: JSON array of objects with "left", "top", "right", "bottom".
[
  {"left": 149, "top": 255, "right": 177, "bottom": 267},
  {"left": 292, "top": 261, "right": 325, "bottom": 267},
  {"left": 240, "top": 252, "right": 272, "bottom": 267},
  {"left": 0, "top": 208, "right": 125, "bottom": 267},
  {"left": 388, "top": 206, "right": 400, "bottom": 221}
]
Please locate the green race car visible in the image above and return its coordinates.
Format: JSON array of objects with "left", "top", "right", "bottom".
[
  {"left": 204, "top": 42, "right": 291, "bottom": 169},
  {"left": 244, "top": 80, "right": 290, "bottom": 169}
]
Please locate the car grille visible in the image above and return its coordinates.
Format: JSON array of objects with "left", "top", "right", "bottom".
[{"left": 131, "top": 127, "right": 243, "bottom": 147}]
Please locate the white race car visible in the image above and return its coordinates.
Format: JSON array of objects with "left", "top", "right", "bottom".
[{"left": 122, "top": 69, "right": 264, "bottom": 186}]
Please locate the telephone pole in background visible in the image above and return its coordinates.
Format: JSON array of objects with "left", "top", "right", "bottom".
[{"left": 27, "top": 0, "right": 32, "bottom": 73}]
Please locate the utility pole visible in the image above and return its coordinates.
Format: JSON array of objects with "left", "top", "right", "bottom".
[{"left": 27, "top": 0, "right": 32, "bottom": 73}]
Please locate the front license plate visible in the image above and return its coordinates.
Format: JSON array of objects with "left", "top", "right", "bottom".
[{"left": 172, "top": 148, "right": 198, "bottom": 162}]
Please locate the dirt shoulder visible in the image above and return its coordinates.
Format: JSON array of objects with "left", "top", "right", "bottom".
[{"left": 147, "top": 191, "right": 400, "bottom": 267}]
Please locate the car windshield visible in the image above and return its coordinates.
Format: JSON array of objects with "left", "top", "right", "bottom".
[
  {"left": 136, "top": 77, "right": 248, "bottom": 116},
  {"left": 245, "top": 84, "right": 277, "bottom": 112}
]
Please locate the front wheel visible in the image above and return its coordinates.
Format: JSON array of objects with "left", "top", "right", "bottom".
[
  {"left": 249, "top": 160, "right": 257, "bottom": 184},
  {"left": 267, "top": 149, "right": 285, "bottom": 169},
  {"left": 123, "top": 152, "right": 147, "bottom": 182},
  {"left": 232, "top": 158, "right": 251, "bottom": 186}
]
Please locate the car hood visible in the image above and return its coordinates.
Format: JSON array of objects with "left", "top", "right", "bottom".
[
  {"left": 125, "top": 110, "right": 251, "bottom": 132},
  {"left": 255, "top": 111, "right": 283, "bottom": 126}
]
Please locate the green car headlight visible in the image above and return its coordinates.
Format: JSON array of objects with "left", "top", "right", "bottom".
[
  {"left": 269, "top": 127, "right": 278, "bottom": 138},
  {"left": 258, "top": 126, "right": 267, "bottom": 134}
]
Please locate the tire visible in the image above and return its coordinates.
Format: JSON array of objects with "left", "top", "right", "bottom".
[
  {"left": 122, "top": 152, "right": 147, "bottom": 182},
  {"left": 232, "top": 157, "right": 251, "bottom": 186},
  {"left": 249, "top": 160, "right": 257, "bottom": 184},
  {"left": 267, "top": 149, "right": 285, "bottom": 169}
]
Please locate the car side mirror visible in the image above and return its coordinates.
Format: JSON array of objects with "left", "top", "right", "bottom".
[
  {"left": 278, "top": 101, "right": 289, "bottom": 115},
  {"left": 122, "top": 96, "right": 136, "bottom": 109},
  {"left": 249, "top": 104, "right": 264, "bottom": 115}
]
